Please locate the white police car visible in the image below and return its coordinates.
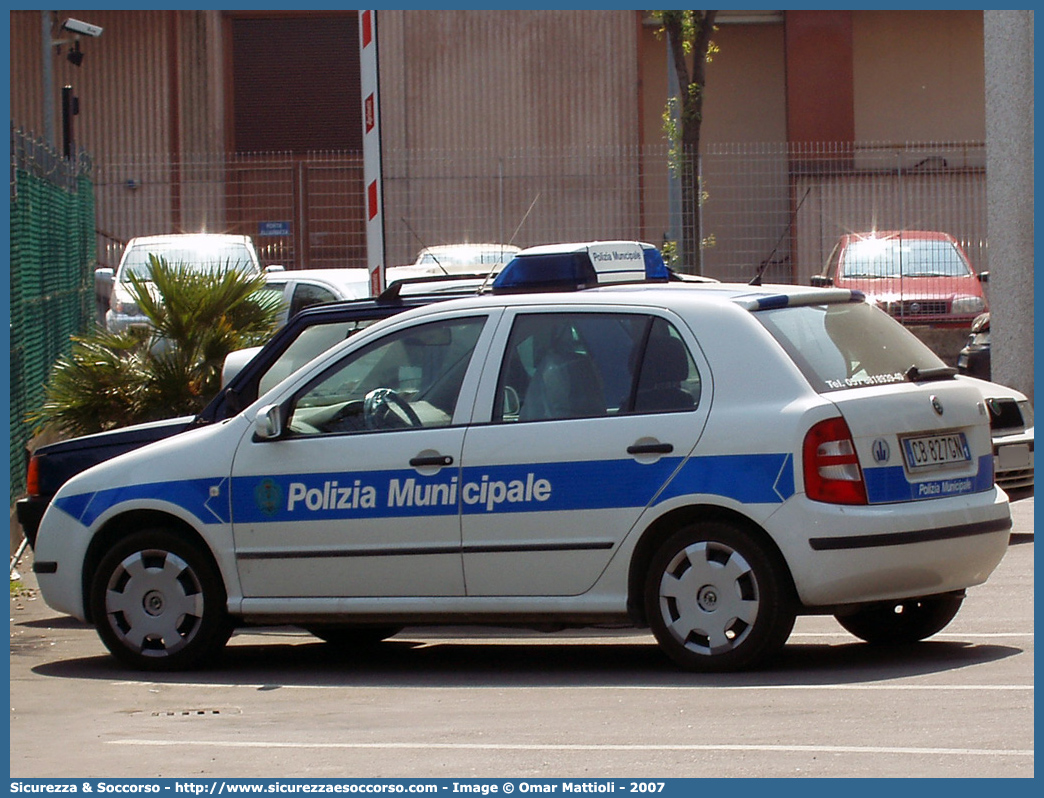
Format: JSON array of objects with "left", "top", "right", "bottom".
[{"left": 33, "top": 241, "right": 1012, "bottom": 672}]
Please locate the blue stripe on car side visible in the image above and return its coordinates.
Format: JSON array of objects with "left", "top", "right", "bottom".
[
  {"left": 53, "top": 477, "right": 230, "bottom": 527},
  {"left": 49, "top": 451, "right": 993, "bottom": 529},
  {"left": 52, "top": 453, "right": 794, "bottom": 527}
]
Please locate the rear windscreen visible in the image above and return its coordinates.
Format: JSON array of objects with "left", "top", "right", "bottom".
[{"left": 755, "top": 301, "right": 946, "bottom": 392}]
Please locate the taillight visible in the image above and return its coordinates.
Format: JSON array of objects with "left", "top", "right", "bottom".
[
  {"left": 25, "top": 454, "right": 41, "bottom": 496},
  {"left": 803, "top": 417, "right": 868, "bottom": 505}
]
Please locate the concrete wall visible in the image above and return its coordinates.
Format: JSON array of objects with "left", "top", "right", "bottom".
[
  {"left": 983, "top": 11, "right": 1034, "bottom": 401},
  {"left": 854, "top": 11, "right": 985, "bottom": 143}
]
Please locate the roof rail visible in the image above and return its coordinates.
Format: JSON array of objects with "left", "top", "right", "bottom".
[{"left": 376, "top": 272, "right": 490, "bottom": 304}]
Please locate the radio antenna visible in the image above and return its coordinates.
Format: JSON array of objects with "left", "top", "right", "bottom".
[
  {"left": 401, "top": 217, "right": 447, "bottom": 274},
  {"left": 508, "top": 192, "right": 540, "bottom": 246}
]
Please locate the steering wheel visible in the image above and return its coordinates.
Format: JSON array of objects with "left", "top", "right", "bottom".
[{"left": 363, "top": 388, "right": 423, "bottom": 430}]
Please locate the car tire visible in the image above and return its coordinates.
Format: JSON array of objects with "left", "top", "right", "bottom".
[
  {"left": 305, "top": 625, "right": 403, "bottom": 647},
  {"left": 645, "top": 521, "right": 794, "bottom": 672},
  {"left": 89, "top": 529, "right": 232, "bottom": 671},
  {"left": 835, "top": 593, "right": 964, "bottom": 645}
]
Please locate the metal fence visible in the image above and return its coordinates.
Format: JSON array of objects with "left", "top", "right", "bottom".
[
  {"left": 93, "top": 141, "right": 988, "bottom": 287},
  {"left": 10, "top": 137, "right": 988, "bottom": 500},
  {"left": 10, "top": 127, "right": 96, "bottom": 502}
]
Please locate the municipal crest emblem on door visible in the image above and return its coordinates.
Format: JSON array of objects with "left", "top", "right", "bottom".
[{"left": 254, "top": 478, "right": 283, "bottom": 517}]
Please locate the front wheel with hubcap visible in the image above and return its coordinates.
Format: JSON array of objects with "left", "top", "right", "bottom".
[
  {"left": 89, "top": 529, "right": 232, "bottom": 671},
  {"left": 835, "top": 593, "right": 964, "bottom": 645},
  {"left": 645, "top": 521, "right": 795, "bottom": 672}
]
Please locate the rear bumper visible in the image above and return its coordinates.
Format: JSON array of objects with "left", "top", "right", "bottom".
[{"left": 772, "top": 488, "right": 1012, "bottom": 608}]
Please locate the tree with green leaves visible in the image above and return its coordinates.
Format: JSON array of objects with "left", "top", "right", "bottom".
[
  {"left": 30, "top": 256, "right": 284, "bottom": 436},
  {"left": 654, "top": 10, "right": 718, "bottom": 274}
]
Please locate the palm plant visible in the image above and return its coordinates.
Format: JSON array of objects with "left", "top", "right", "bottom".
[{"left": 30, "top": 255, "right": 284, "bottom": 436}]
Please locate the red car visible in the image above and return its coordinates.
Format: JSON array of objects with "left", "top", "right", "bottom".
[{"left": 812, "top": 230, "right": 988, "bottom": 326}]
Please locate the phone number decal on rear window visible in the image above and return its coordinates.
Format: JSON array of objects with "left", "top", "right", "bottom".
[{"left": 825, "top": 372, "right": 906, "bottom": 390}]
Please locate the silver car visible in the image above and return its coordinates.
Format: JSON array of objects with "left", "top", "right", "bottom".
[{"left": 96, "top": 233, "right": 276, "bottom": 332}]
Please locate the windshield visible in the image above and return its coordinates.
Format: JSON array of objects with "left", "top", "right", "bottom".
[
  {"left": 756, "top": 301, "right": 946, "bottom": 392},
  {"left": 120, "top": 240, "right": 258, "bottom": 281},
  {"left": 840, "top": 238, "right": 972, "bottom": 279}
]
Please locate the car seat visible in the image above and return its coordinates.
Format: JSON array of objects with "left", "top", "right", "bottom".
[
  {"left": 519, "top": 348, "right": 606, "bottom": 421},
  {"left": 634, "top": 336, "right": 695, "bottom": 412}
]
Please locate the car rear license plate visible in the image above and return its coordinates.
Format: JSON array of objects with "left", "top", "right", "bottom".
[{"left": 901, "top": 431, "right": 971, "bottom": 470}]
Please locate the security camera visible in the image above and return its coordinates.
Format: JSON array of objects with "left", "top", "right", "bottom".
[{"left": 61, "top": 18, "right": 104, "bottom": 38}]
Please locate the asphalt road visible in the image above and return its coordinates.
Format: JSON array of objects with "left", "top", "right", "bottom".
[{"left": 10, "top": 497, "right": 1033, "bottom": 779}]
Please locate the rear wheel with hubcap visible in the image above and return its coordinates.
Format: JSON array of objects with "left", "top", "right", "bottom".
[
  {"left": 645, "top": 521, "right": 795, "bottom": 672},
  {"left": 89, "top": 529, "right": 232, "bottom": 671}
]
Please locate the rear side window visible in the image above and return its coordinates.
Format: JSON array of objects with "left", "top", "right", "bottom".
[
  {"left": 289, "top": 283, "right": 338, "bottom": 318},
  {"left": 493, "top": 312, "right": 700, "bottom": 422},
  {"left": 756, "top": 301, "right": 946, "bottom": 392}
]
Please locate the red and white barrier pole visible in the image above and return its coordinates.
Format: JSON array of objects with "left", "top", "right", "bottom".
[{"left": 360, "top": 10, "right": 386, "bottom": 296}]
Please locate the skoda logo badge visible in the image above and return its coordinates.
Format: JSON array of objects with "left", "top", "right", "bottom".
[
  {"left": 872, "top": 438, "right": 890, "bottom": 464},
  {"left": 255, "top": 478, "right": 282, "bottom": 517},
  {"left": 931, "top": 395, "right": 944, "bottom": 416}
]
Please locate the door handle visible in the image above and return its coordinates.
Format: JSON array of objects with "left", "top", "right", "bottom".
[
  {"left": 409, "top": 454, "right": 454, "bottom": 467},
  {"left": 627, "top": 442, "right": 674, "bottom": 456}
]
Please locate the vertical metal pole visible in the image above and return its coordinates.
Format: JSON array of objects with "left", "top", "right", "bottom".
[
  {"left": 665, "top": 31, "right": 682, "bottom": 260},
  {"left": 42, "top": 11, "right": 55, "bottom": 149},
  {"left": 61, "top": 85, "right": 74, "bottom": 159}
]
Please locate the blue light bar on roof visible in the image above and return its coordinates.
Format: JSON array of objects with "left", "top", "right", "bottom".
[{"left": 491, "top": 240, "right": 669, "bottom": 293}]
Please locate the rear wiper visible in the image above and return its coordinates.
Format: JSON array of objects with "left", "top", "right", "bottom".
[{"left": 905, "top": 364, "right": 958, "bottom": 382}]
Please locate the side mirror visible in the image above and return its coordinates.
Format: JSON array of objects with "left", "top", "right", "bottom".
[
  {"left": 253, "top": 404, "right": 284, "bottom": 441},
  {"left": 222, "top": 346, "right": 262, "bottom": 388},
  {"left": 265, "top": 264, "right": 286, "bottom": 273},
  {"left": 94, "top": 267, "right": 115, "bottom": 326},
  {"left": 810, "top": 275, "right": 833, "bottom": 288},
  {"left": 95, "top": 267, "right": 114, "bottom": 297},
  {"left": 977, "top": 271, "right": 989, "bottom": 283}
]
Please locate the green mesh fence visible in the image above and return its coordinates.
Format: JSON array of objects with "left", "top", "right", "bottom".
[{"left": 10, "top": 129, "right": 96, "bottom": 504}]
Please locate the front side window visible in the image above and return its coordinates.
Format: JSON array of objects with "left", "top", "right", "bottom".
[
  {"left": 756, "top": 301, "right": 946, "bottom": 392},
  {"left": 493, "top": 312, "right": 700, "bottom": 423},
  {"left": 287, "top": 317, "right": 485, "bottom": 435}
]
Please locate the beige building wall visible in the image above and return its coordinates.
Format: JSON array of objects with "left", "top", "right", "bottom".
[
  {"left": 701, "top": 20, "right": 787, "bottom": 144},
  {"left": 853, "top": 10, "right": 986, "bottom": 143},
  {"left": 377, "top": 10, "right": 645, "bottom": 259},
  {"left": 10, "top": 10, "right": 228, "bottom": 258},
  {"left": 379, "top": 10, "right": 639, "bottom": 153}
]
